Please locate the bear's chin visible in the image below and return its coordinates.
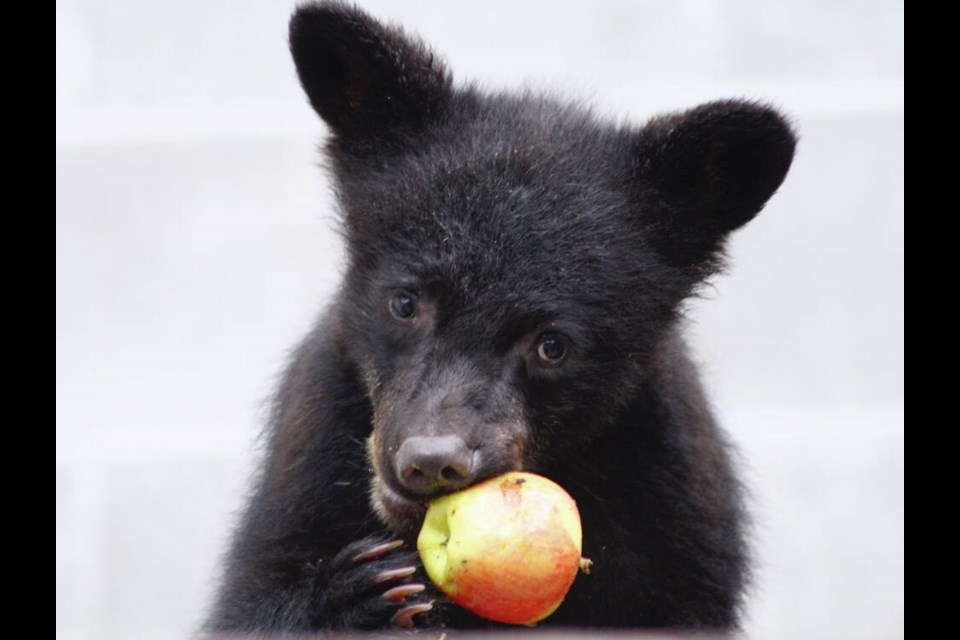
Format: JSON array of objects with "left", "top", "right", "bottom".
[{"left": 369, "top": 476, "right": 429, "bottom": 534}]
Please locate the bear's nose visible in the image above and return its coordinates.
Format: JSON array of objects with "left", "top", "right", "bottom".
[{"left": 394, "top": 435, "right": 475, "bottom": 495}]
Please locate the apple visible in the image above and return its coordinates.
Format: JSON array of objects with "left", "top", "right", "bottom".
[{"left": 416, "top": 471, "right": 590, "bottom": 625}]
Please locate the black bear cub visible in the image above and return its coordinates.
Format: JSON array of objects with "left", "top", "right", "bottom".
[{"left": 207, "top": 1, "right": 795, "bottom": 632}]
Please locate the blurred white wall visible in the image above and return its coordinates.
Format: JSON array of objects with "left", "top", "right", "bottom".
[{"left": 56, "top": 1, "right": 903, "bottom": 638}]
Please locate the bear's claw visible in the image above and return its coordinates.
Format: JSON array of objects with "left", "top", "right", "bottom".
[
  {"left": 352, "top": 539, "right": 405, "bottom": 562},
  {"left": 373, "top": 566, "right": 417, "bottom": 583},
  {"left": 381, "top": 583, "right": 426, "bottom": 602},
  {"left": 391, "top": 602, "right": 434, "bottom": 628},
  {"left": 318, "top": 535, "right": 437, "bottom": 629}
]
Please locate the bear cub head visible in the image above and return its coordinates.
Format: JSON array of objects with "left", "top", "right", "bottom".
[{"left": 289, "top": 2, "right": 796, "bottom": 533}]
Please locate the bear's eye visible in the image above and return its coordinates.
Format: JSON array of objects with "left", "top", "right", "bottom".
[
  {"left": 535, "top": 333, "right": 568, "bottom": 365},
  {"left": 389, "top": 293, "right": 417, "bottom": 321}
]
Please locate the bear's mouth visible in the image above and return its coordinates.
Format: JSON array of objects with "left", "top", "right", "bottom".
[{"left": 371, "top": 476, "right": 429, "bottom": 534}]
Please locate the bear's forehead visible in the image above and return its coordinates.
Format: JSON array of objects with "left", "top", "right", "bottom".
[
  {"left": 360, "top": 148, "right": 639, "bottom": 289},
  {"left": 338, "top": 96, "right": 656, "bottom": 308},
  {"left": 350, "top": 118, "right": 634, "bottom": 248}
]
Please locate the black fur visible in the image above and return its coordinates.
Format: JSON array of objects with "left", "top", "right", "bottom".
[{"left": 206, "top": 1, "right": 796, "bottom": 633}]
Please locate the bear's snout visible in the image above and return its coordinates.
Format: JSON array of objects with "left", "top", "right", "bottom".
[{"left": 393, "top": 435, "right": 476, "bottom": 495}]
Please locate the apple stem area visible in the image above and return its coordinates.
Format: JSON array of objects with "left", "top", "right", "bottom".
[{"left": 579, "top": 557, "right": 594, "bottom": 575}]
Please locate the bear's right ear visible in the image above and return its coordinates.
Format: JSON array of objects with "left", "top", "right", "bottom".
[
  {"left": 289, "top": 1, "right": 451, "bottom": 141},
  {"left": 634, "top": 100, "right": 797, "bottom": 268}
]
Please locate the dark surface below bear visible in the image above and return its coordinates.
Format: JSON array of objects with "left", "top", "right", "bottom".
[{"left": 206, "top": 1, "right": 796, "bottom": 633}]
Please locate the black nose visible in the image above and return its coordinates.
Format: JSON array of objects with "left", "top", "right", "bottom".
[{"left": 394, "top": 435, "right": 475, "bottom": 495}]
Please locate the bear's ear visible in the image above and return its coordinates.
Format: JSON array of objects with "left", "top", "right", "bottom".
[
  {"left": 636, "top": 100, "right": 797, "bottom": 266},
  {"left": 289, "top": 1, "right": 451, "bottom": 141}
]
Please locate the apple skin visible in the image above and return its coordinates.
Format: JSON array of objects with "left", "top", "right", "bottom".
[{"left": 417, "top": 471, "right": 584, "bottom": 625}]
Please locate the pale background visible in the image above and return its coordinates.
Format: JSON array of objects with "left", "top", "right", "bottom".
[{"left": 56, "top": 1, "right": 904, "bottom": 638}]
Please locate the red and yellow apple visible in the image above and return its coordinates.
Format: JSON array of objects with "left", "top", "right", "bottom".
[{"left": 416, "top": 471, "right": 590, "bottom": 625}]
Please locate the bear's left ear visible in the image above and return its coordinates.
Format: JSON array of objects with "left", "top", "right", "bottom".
[
  {"left": 289, "top": 1, "right": 452, "bottom": 143},
  {"left": 635, "top": 100, "right": 797, "bottom": 266}
]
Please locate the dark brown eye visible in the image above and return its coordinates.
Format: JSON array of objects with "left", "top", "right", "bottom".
[
  {"left": 389, "top": 293, "right": 417, "bottom": 320},
  {"left": 535, "top": 333, "right": 568, "bottom": 364}
]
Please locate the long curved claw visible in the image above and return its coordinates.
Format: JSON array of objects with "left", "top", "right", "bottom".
[
  {"left": 373, "top": 566, "right": 417, "bottom": 583},
  {"left": 351, "top": 539, "right": 405, "bottom": 563},
  {"left": 381, "top": 583, "right": 426, "bottom": 602},
  {"left": 390, "top": 602, "right": 434, "bottom": 628}
]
